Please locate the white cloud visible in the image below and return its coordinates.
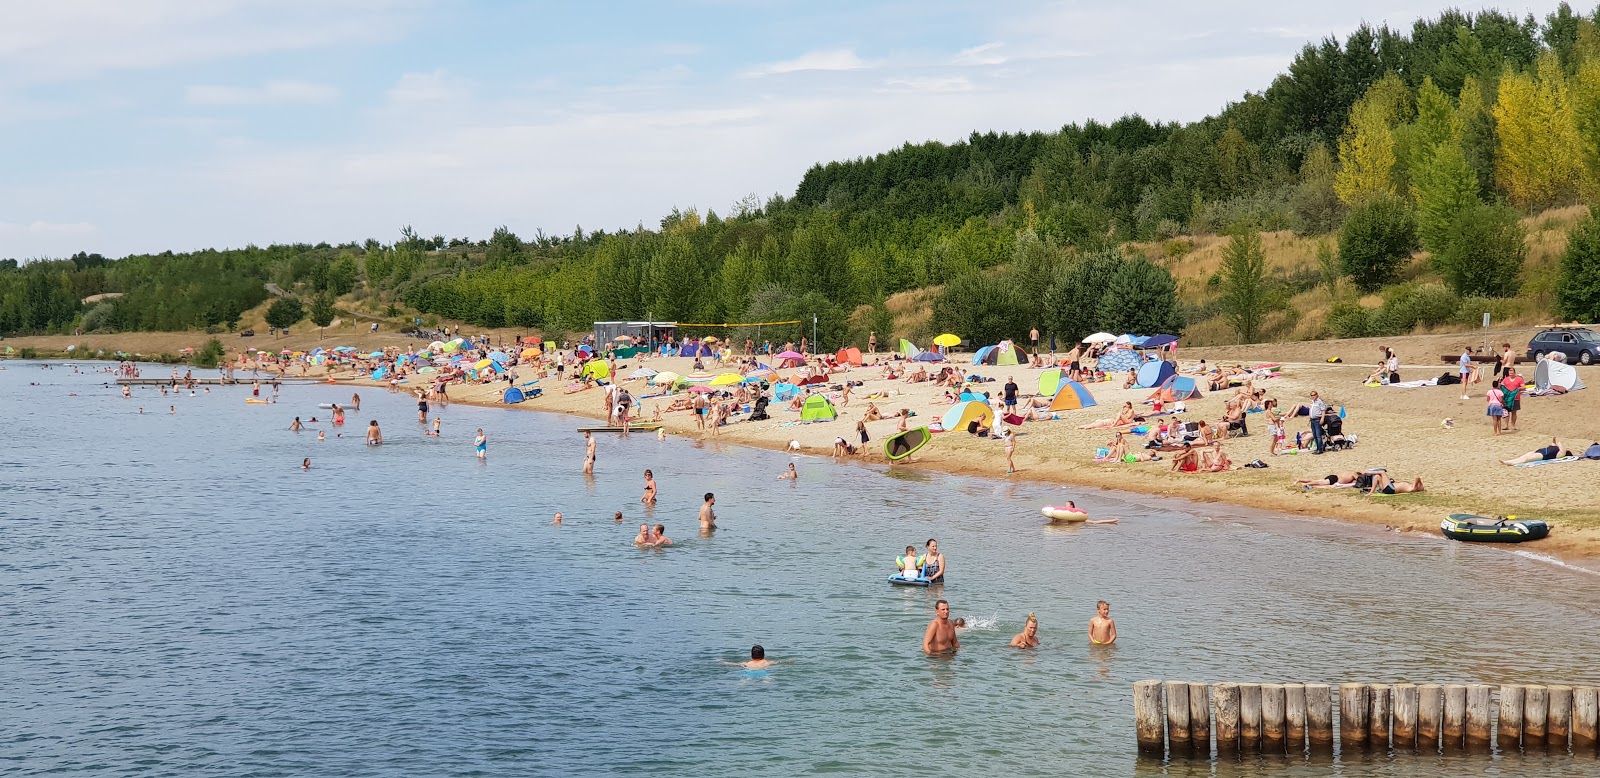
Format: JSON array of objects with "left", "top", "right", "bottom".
[
  {"left": 742, "top": 48, "right": 872, "bottom": 77},
  {"left": 387, "top": 70, "right": 471, "bottom": 103},
  {"left": 185, "top": 80, "right": 340, "bottom": 105},
  {"left": 882, "top": 77, "right": 974, "bottom": 93},
  {"left": 0, "top": 221, "right": 97, "bottom": 235},
  {"left": 953, "top": 42, "right": 1008, "bottom": 67}
]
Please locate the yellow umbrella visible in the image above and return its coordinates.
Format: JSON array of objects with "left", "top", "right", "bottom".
[
  {"left": 520, "top": 347, "right": 542, "bottom": 358},
  {"left": 475, "top": 358, "right": 494, "bottom": 370},
  {"left": 650, "top": 371, "right": 681, "bottom": 386},
  {"left": 703, "top": 336, "right": 718, "bottom": 343},
  {"left": 932, "top": 333, "right": 961, "bottom": 347},
  {"left": 710, "top": 372, "right": 742, "bottom": 386}
]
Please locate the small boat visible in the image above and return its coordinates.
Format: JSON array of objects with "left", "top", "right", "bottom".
[
  {"left": 1042, "top": 505, "right": 1089, "bottom": 523},
  {"left": 888, "top": 574, "right": 930, "bottom": 587},
  {"left": 884, "top": 426, "right": 930, "bottom": 461},
  {"left": 577, "top": 422, "right": 663, "bottom": 433},
  {"left": 1440, "top": 514, "right": 1550, "bottom": 543}
]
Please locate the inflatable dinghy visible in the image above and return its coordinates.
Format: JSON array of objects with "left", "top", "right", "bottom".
[
  {"left": 1441, "top": 514, "right": 1549, "bottom": 543},
  {"left": 888, "top": 575, "right": 930, "bottom": 587}
]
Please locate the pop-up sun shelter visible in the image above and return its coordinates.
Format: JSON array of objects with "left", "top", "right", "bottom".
[
  {"left": 1146, "top": 375, "right": 1202, "bottom": 403},
  {"left": 941, "top": 400, "right": 994, "bottom": 432},
  {"left": 800, "top": 394, "right": 837, "bottom": 422},
  {"left": 581, "top": 360, "right": 611, "bottom": 381},
  {"left": 972, "top": 342, "right": 1025, "bottom": 366},
  {"left": 1535, "top": 358, "right": 1586, "bottom": 393},
  {"left": 834, "top": 347, "right": 863, "bottom": 366},
  {"left": 1135, "top": 360, "right": 1176, "bottom": 389},
  {"left": 1048, "top": 380, "right": 1097, "bottom": 411},
  {"left": 1038, "top": 368, "right": 1063, "bottom": 396},
  {"left": 899, "top": 339, "right": 922, "bottom": 358},
  {"left": 503, "top": 387, "right": 526, "bottom": 404}
]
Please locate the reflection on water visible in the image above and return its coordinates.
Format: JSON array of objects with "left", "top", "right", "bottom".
[{"left": 3, "top": 362, "right": 1600, "bottom": 776}]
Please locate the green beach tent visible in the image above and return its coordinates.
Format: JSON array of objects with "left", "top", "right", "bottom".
[{"left": 800, "top": 394, "right": 837, "bottom": 422}]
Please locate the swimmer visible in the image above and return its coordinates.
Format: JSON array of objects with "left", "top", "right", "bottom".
[
  {"left": 653, "top": 523, "right": 672, "bottom": 546},
  {"left": 582, "top": 430, "right": 596, "bottom": 474},
  {"left": 169, "top": 405, "right": 175, "bottom": 414},
  {"left": 921, "top": 538, "right": 945, "bottom": 583},
  {"left": 366, "top": 420, "right": 383, "bottom": 446},
  {"left": 138, "top": 407, "right": 144, "bottom": 414},
  {"left": 431, "top": 417, "right": 441, "bottom": 437},
  {"left": 634, "top": 523, "right": 656, "bottom": 546},
  {"left": 898, "top": 546, "right": 923, "bottom": 579},
  {"left": 1010, "top": 613, "right": 1040, "bottom": 648},
  {"left": 474, "top": 428, "right": 486, "bottom": 459},
  {"left": 699, "top": 492, "right": 717, "bottom": 532},
  {"left": 922, "top": 599, "right": 959, "bottom": 655},
  {"left": 641, "top": 469, "right": 657, "bottom": 507},
  {"left": 301, "top": 457, "right": 311, "bottom": 470},
  {"left": 778, "top": 463, "right": 798, "bottom": 480},
  {"left": 613, "top": 511, "right": 624, "bottom": 523},
  {"left": 290, "top": 417, "right": 303, "bottom": 431},
  {"left": 1089, "top": 600, "right": 1117, "bottom": 645},
  {"left": 719, "top": 644, "right": 773, "bottom": 671},
  {"left": 317, "top": 430, "right": 325, "bottom": 441},
  {"left": 551, "top": 512, "right": 563, "bottom": 525},
  {"left": 953, "top": 618, "right": 968, "bottom": 631}
]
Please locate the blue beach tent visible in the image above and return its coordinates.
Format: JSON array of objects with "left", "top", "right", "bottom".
[{"left": 503, "top": 387, "right": 526, "bottom": 404}]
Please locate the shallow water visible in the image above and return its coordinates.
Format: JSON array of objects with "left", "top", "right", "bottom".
[{"left": 3, "top": 362, "right": 1599, "bottom": 776}]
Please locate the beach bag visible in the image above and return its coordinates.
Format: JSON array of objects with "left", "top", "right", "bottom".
[{"left": 1585, "top": 443, "right": 1600, "bottom": 460}]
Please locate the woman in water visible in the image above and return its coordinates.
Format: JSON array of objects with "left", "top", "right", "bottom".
[
  {"left": 921, "top": 539, "right": 945, "bottom": 583},
  {"left": 1010, "top": 614, "right": 1039, "bottom": 648},
  {"left": 641, "top": 469, "right": 657, "bottom": 507},
  {"left": 474, "top": 428, "right": 487, "bottom": 459}
]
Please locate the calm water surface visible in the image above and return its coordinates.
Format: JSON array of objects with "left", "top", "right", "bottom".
[{"left": 3, "top": 362, "right": 1599, "bottom": 776}]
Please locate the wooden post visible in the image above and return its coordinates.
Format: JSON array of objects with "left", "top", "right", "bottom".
[
  {"left": 1164, "top": 681, "right": 1191, "bottom": 752},
  {"left": 1261, "top": 683, "right": 1286, "bottom": 754},
  {"left": 1443, "top": 684, "right": 1467, "bottom": 749},
  {"left": 1189, "top": 682, "right": 1212, "bottom": 755},
  {"left": 1392, "top": 683, "right": 1418, "bottom": 750},
  {"left": 1306, "top": 684, "right": 1334, "bottom": 750},
  {"left": 1465, "top": 684, "right": 1492, "bottom": 748},
  {"left": 1285, "top": 683, "right": 1307, "bottom": 753},
  {"left": 1417, "top": 684, "right": 1443, "bottom": 752},
  {"left": 1134, "top": 680, "right": 1165, "bottom": 755},
  {"left": 1369, "top": 684, "right": 1391, "bottom": 750},
  {"left": 1526, "top": 685, "right": 1549, "bottom": 747},
  {"left": 1215, "top": 683, "right": 1241, "bottom": 754},
  {"left": 1339, "top": 683, "right": 1370, "bottom": 749},
  {"left": 1239, "top": 683, "right": 1263, "bottom": 752},
  {"left": 1498, "top": 684, "right": 1524, "bottom": 750},
  {"left": 1549, "top": 685, "right": 1573, "bottom": 751},
  {"left": 1574, "top": 687, "right": 1598, "bottom": 750}
]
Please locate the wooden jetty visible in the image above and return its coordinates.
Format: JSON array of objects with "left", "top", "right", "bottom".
[{"left": 1134, "top": 680, "right": 1600, "bottom": 758}]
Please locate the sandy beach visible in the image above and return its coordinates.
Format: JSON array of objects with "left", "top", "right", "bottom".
[{"left": 319, "top": 340, "right": 1600, "bottom": 568}]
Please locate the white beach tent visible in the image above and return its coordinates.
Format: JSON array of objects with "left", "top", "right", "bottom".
[{"left": 1534, "top": 358, "right": 1585, "bottom": 393}]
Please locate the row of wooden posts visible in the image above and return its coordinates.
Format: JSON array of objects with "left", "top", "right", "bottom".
[{"left": 1133, "top": 680, "right": 1600, "bottom": 756}]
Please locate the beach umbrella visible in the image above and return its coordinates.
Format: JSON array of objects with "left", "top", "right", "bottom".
[
  {"left": 614, "top": 335, "right": 635, "bottom": 342},
  {"left": 629, "top": 367, "right": 659, "bottom": 379},
  {"left": 1113, "top": 334, "right": 1134, "bottom": 345},
  {"left": 280, "top": 349, "right": 293, "bottom": 355},
  {"left": 474, "top": 358, "right": 494, "bottom": 370},
  {"left": 1082, "top": 332, "right": 1116, "bottom": 344},
  {"left": 442, "top": 341, "right": 459, "bottom": 352},
  {"left": 1141, "top": 334, "right": 1179, "bottom": 349},
  {"left": 368, "top": 350, "right": 384, "bottom": 358},
  {"left": 311, "top": 348, "right": 325, "bottom": 356},
  {"left": 687, "top": 385, "right": 715, "bottom": 393},
  {"left": 741, "top": 376, "right": 768, "bottom": 384},
  {"left": 429, "top": 341, "right": 446, "bottom": 351},
  {"left": 776, "top": 350, "right": 804, "bottom": 360},
  {"left": 650, "top": 371, "right": 681, "bottom": 386},
  {"left": 418, "top": 366, "right": 436, "bottom": 373},
  {"left": 710, "top": 373, "right": 742, "bottom": 386},
  {"left": 913, "top": 351, "right": 946, "bottom": 362},
  {"left": 488, "top": 351, "right": 510, "bottom": 363},
  {"left": 520, "top": 347, "right": 542, "bottom": 359},
  {"left": 932, "top": 334, "right": 961, "bottom": 348},
  {"left": 704, "top": 336, "right": 718, "bottom": 343}
]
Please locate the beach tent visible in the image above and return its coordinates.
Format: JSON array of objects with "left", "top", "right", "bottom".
[
  {"left": 899, "top": 339, "right": 922, "bottom": 358},
  {"left": 581, "top": 360, "right": 611, "bottom": 381},
  {"left": 834, "top": 347, "right": 863, "bottom": 366},
  {"left": 971, "top": 342, "right": 1024, "bottom": 366},
  {"left": 503, "top": 387, "right": 526, "bottom": 404},
  {"left": 1048, "top": 380, "right": 1097, "bottom": 411},
  {"left": 1146, "top": 375, "right": 1202, "bottom": 403},
  {"left": 1135, "top": 360, "right": 1176, "bottom": 389},
  {"left": 679, "top": 342, "right": 712, "bottom": 358},
  {"left": 773, "top": 382, "right": 801, "bottom": 401},
  {"left": 1038, "top": 368, "right": 1063, "bottom": 396},
  {"left": 941, "top": 400, "right": 995, "bottom": 432},
  {"left": 1095, "top": 349, "right": 1141, "bottom": 374},
  {"left": 801, "top": 394, "right": 837, "bottom": 422},
  {"left": 1535, "top": 359, "right": 1586, "bottom": 393},
  {"left": 958, "top": 391, "right": 985, "bottom": 403}
]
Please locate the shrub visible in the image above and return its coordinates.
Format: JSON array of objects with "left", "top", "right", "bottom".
[
  {"left": 1338, "top": 194, "right": 1417, "bottom": 292},
  {"left": 1558, "top": 211, "right": 1600, "bottom": 322},
  {"left": 1432, "top": 202, "right": 1524, "bottom": 297},
  {"left": 1327, "top": 302, "right": 1374, "bottom": 338}
]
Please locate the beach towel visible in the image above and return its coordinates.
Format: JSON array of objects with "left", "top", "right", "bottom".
[
  {"left": 1515, "top": 456, "right": 1581, "bottom": 468},
  {"left": 1385, "top": 379, "right": 1439, "bottom": 388}
]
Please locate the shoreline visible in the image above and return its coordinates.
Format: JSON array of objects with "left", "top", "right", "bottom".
[{"left": 329, "top": 355, "right": 1600, "bottom": 574}]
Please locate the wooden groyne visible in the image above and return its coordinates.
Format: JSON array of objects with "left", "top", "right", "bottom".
[
  {"left": 115, "top": 377, "right": 325, "bottom": 386},
  {"left": 1134, "top": 680, "right": 1599, "bottom": 757}
]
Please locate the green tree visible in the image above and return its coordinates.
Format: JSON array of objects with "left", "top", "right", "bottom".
[
  {"left": 1041, "top": 250, "right": 1123, "bottom": 343},
  {"left": 1291, "top": 142, "right": 1345, "bottom": 235},
  {"left": 1098, "top": 255, "right": 1182, "bottom": 335},
  {"left": 933, "top": 272, "right": 1027, "bottom": 346},
  {"left": 265, "top": 296, "right": 305, "bottom": 334},
  {"left": 1334, "top": 73, "right": 1411, "bottom": 205},
  {"left": 1412, "top": 141, "right": 1481, "bottom": 254},
  {"left": 310, "top": 292, "right": 336, "bottom": 337},
  {"left": 644, "top": 234, "right": 702, "bottom": 321},
  {"left": 1339, "top": 194, "right": 1418, "bottom": 292},
  {"left": 1495, "top": 52, "right": 1585, "bottom": 209},
  {"left": 193, "top": 338, "right": 226, "bottom": 368},
  {"left": 1433, "top": 203, "right": 1525, "bottom": 297},
  {"left": 485, "top": 226, "right": 524, "bottom": 267},
  {"left": 1217, "top": 228, "right": 1272, "bottom": 342},
  {"left": 327, "top": 251, "right": 359, "bottom": 296},
  {"left": 1454, "top": 75, "right": 1499, "bottom": 198},
  {"left": 1558, "top": 211, "right": 1600, "bottom": 321}
]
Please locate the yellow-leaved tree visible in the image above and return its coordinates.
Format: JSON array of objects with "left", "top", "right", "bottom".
[
  {"left": 1334, "top": 73, "right": 1412, "bottom": 206},
  {"left": 1494, "top": 52, "right": 1584, "bottom": 209},
  {"left": 1570, "top": 57, "right": 1600, "bottom": 199}
]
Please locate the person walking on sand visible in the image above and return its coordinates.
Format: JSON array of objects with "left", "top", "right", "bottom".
[
  {"left": 1459, "top": 348, "right": 1474, "bottom": 400},
  {"left": 922, "top": 599, "right": 959, "bottom": 655},
  {"left": 1029, "top": 327, "right": 1039, "bottom": 354},
  {"left": 698, "top": 492, "right": 718, "bottom": 533},
  {"left": 582, "top": 431, "right": 596, "bottom": 474},
  {"left": 474, "top": 428, "right": 486, "bottom": 459},
  {"left": 868, "top": 331, "right": 877, "bottom": 354},
  {"left": 1003, "top": 428, "right": 1017, "bottom": 474},
  {"left": 1010, "top": 613, "right": 1039, "bottom": 648},
  {"left": 641, "top": 469, "right": 657, "bottom": 507},
  {"left": 1089, "top": 601, "right": 1117, "bottom": 645}
]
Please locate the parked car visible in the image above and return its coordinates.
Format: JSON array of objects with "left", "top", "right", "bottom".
[{"left": 1526, "top": 326, "right": 1600, "bottom": 365}]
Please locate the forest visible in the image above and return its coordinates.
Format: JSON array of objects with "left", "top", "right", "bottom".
[{"left": 7, "top": 3, "right": 1600, "bottom": 349}]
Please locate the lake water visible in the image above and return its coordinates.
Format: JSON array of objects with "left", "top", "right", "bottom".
[{"left": 4, "top": 361, "right": 1600, "bottom": 777}]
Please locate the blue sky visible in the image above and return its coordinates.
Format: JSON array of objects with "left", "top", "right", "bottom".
[{"left": 0, "top": 0, "right": 1570, "bottom": 259}]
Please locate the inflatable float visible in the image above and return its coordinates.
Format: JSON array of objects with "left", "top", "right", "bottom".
[
  {"left": 245, "top": 399, "right": 270, "bottom": 405},
  {"left": 1041, "top": 505, "right": 1089, "bottom": 522},
  {"left": 577, "top": 423, "right": 663, "bottom": 433},
  {"left": 318, "top": 402, "right": 334, "bottom": 409},
  {"left": 884, "top": 426, "right": 930, "bottom": 461},
  {"left": 1441, "top": 514, "right": 1550, "bottom": 543},
  {"left": 888, "top": 574, "right": 931, "bottom": 587}
]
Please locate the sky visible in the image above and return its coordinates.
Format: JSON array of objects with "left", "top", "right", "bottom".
[{"left": 0, "top": 0, "right": 1575, "bottom": 259}]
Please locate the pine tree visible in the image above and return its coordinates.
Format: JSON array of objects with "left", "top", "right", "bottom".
[
  {"left": 1217, "top": 228, "right": 1272, "bottom": 343},
  {"left": 1558, "top": 212, "right": 1600, "bottom": 322}
]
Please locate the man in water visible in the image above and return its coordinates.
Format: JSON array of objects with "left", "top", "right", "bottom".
[
  {"left": 551, "top": 512, "right": 563, "bottom": 525},
  {"left": 582, "top": 431, "right": 596, "bottom": 474},
  {"left": 366, "top": 420, "right": 382, "bottom": 446},
  {"left": 698, "top": 492, "right": 717, "bottom": 532},
  {"left": 923, "top": 599, "right": 959, "bottom": 655},
  {"left": 653, "top": 524, "right": 671, "bottom": 546},
  {"left": 633, "top": 523, "right": 656, "bottom": 546},
  {"left": 720, "top": 644, "right": 773, "bottom": 671},
  {"left": 1010, "top": 613, "right": 1039, "bottom": 648},
  {"left": 1089, "top": 600, "right": 1117, "bottom": 645}
]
